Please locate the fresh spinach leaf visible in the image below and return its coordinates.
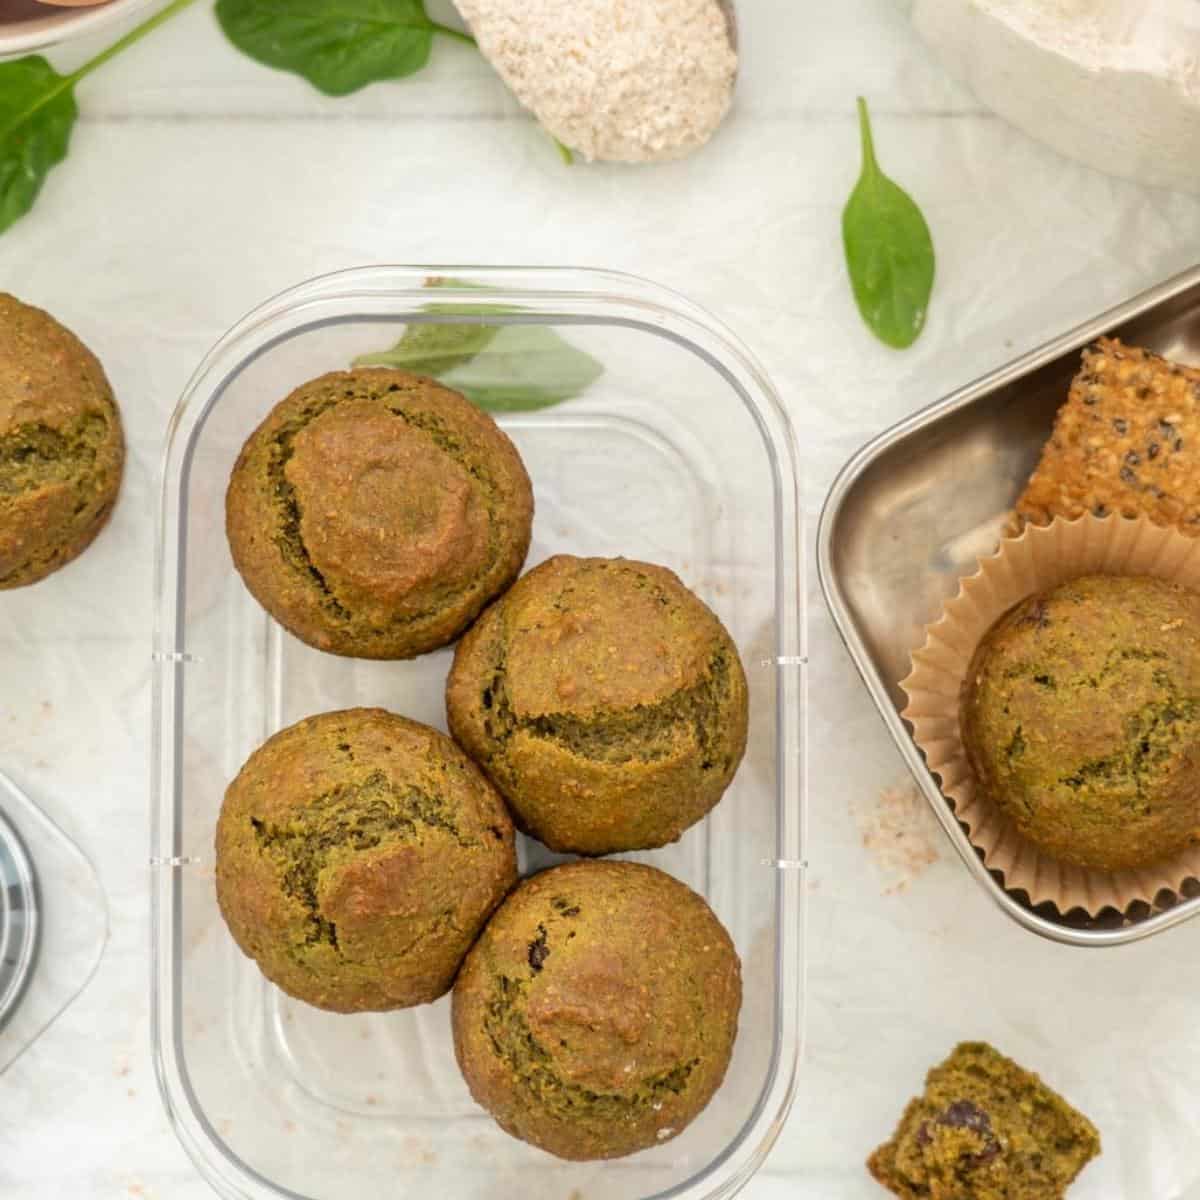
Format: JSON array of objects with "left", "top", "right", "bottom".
[
  {"left": 215, "top": 0, "right": 473, "bottom": 97},
  {"left": 354, "top": 320, "right": 501, "bottom": 376},
  {"left": 438, "top": 325, "right": 604, "bottom": 412},
  {"left": 0, "top": 0, "right": 197, "bottom": 239},
  {"left": 842, "top": 96, "right": 935, "bottom": 349},
  {"left": 354, "top": 278, "right": 512, "bottom": 373},
  {"left": 354, "top": 283, "right": 603, "bottom": 413},
  {"left": 0, "top": 57, "right": 76, "bottom": 237}
]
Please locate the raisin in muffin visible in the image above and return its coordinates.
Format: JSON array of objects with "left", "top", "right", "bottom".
[
  {"left": 215, "top": 708, "right": 517, "bottom": 1012},
  {"left": 869, "top": 1042, "right": 1100, "bottom": 1200},
  {"left": 452, "top": 860, "right": 741, "bottom": 1160},
  {"left": 225, "top": 369, "right": 533, "bottom": 659},
  {"left": 0, "top": 293, "right": 124, "bottom": 588},
  {"left": 961, "top": 574, "right": 1200, "bottom": 872},
  {"left": 446, "top": 555, "right": 749, "bottom": 855}
]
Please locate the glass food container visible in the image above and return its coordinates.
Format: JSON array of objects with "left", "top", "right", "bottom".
[{"left": 152, "top": 267, "right": 805, "bottom": 1200}]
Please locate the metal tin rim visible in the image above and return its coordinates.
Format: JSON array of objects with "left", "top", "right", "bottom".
[
  {"left": 817, "top": 263, "right": 1200, "bottom": 948},
  {"left": 0, "top": 806, "right": 40, "bottom": 1032}
]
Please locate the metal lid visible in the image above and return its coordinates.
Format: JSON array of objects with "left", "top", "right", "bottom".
[{"left": 0, "top": 808, "right": 39, "bottom": 1032}]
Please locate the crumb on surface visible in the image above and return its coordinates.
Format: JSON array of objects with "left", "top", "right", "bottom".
[
  {"left": 854, "top": 782, "right": 942, "bottom": 893},
  {"left": 400, "top": 1135, "right": 437, "bottom": 1166}
]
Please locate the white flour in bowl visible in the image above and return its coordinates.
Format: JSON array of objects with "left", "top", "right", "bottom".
[{"left": 454, "top": 0, "right": 738, "bottom": 163}]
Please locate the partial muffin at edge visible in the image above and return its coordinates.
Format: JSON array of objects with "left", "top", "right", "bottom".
[
  {"left": 868, "top": 1042, "right": 1100, "bottom": 1200},
  {"left": 225, "top": 369, "right": 533, "bottom": 659},
  {"left": 452, "top": 860, "right": 742, "bottom": 1161},
  {"left": 215, "top": 707, "right": 518, "bottom": 1012},
  {"left": 961, "top": 574, "right": 1200, "bottom": 872},
  {"left": 446, "top": 554, "right": 749, "bottom": 855},
  {"left": 0, "top": 293, "right": 125, "bottom": 589}
]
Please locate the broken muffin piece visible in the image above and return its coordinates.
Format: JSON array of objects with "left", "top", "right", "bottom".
[
  {"left": 868, "top": 1042, "right": 1100, "bottom": 1200},
  {"left": 1014, "top": 337, "right": 1200, "bottom": 533}
]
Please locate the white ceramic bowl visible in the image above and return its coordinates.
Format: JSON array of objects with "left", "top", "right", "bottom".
[{"left": 0, "top": 0, "right": 157, "bottom": 56}]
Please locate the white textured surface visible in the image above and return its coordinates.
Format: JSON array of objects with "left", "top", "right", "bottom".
[
  {"left": 0, "top": 0, "right": 1199, "bottom": 1197},
  {"left": 913, "top": 0, "right": 1200, "bottom": 194},
  {"left": 980, "top": 0, "right": 1200, "bottom": 79}
]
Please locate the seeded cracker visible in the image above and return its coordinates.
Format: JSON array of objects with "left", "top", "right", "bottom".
[{"left": 1014, "top": 337, "right": 1200, "bottom": 533}]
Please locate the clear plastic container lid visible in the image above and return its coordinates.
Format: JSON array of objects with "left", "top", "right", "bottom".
[
  {"left": 0, "top": 770, "right": 107, "bottom": 1075},
  {"left": 152, "top": 267, "right": 805, "bottom": 1200}
]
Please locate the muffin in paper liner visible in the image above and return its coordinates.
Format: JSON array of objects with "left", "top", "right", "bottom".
[{"left": 901, "top": 514, "right": 1200, "bottom": 917}]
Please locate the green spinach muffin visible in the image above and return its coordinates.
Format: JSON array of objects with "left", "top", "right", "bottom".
[
  {"left": 868, "top": 1042, "right": 1101, "bottom": 1200},
  {"left": 215, "top": 707, "right": 517, "bottom": 1013},
  {"left": 961, "top": 574, "right": 1200, "bottom": 872},
  {"left": 452, "top": 860, "right": 741, "bottom": 1161},
  {"left": 225, "top": 369, "right": 533, "bottom": 659},
  {"left": 446, "top": 555, "right": 749, "bottom": 855},
  {"left": 0, "top": 293, "right": 124, "bottom": 589}
]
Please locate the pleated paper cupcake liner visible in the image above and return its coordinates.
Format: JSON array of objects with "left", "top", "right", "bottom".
[{"left": 901, "top": 514, "right": 1200, "bottom": 917}]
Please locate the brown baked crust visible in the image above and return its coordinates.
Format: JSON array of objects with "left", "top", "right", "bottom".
[
  {"left": 0, "top": 293, "right": 125, "bottom": 588},
  {"left": 225, "top": 369, "right": 533, "bottom": 659},
  {"left": 215, "top": 707, "right": 518, "bottom": 1013},
  {"left": 961, "top": 575, "right": 1200, "bottom": 871},
  {"left": 868, "top": 1042, "right": 1100, "bottom": 1199},
  {"left": 445, "top": 555, "right": 749, "bottom": 855},
  {"left": 452, "top": 860, "right": 741, "bottom": 1161},
  {"left": 1014, "top": 338, "right": 1200, "bottom": 534}
]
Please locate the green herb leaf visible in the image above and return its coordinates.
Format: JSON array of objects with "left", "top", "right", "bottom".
[
  {"left": 355, "top": 279, "right": 603, "bottom": 411},
  {"left": 438, "top": 325, "right": 604, "bottom": 412},
  {"left": 215, "top": 0, "right": 473, "bottom": 96},
  {"left": 0, "top": 0, "right": 196, "bottom": 239},
  {"left": 354, "top": 321, "right": 502, "bottom": 376},
  {"left": 0, "top": 57, "right": 77, "bottom": 237},
  {"left": 842, "top": 96, "right": 935, "bottom": 350},
  {"left": 355, "top": 318, "right": 602, "bottom": 413}
]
